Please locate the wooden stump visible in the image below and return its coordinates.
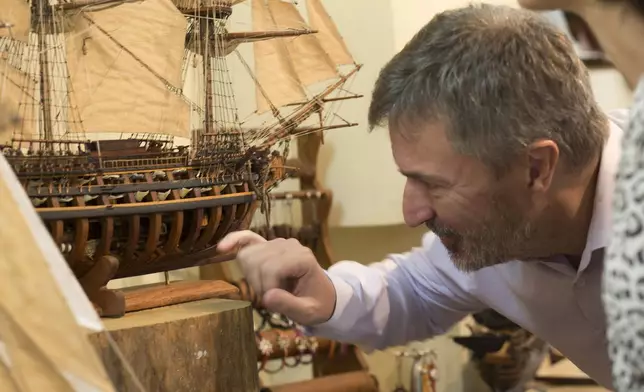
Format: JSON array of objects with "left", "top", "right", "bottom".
[{"left": 89, "top": 298, "right": 259, "bottom": 392}]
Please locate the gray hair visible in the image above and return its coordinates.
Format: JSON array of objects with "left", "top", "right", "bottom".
[{"left": 368, "top": 4, "right": 608, "bottom": 174}]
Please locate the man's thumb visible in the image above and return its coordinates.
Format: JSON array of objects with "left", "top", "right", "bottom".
[{"left": 262, "top": 288, "right": 320, "bottom": 325}]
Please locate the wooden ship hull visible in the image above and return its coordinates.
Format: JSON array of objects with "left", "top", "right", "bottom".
[{"left": 3, "top": 136, "right": 285, "bottom": 279}]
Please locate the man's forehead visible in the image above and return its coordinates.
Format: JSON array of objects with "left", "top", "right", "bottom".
[
  {"left": 388, "top": 122, "right": 493, "bottom": 185},
  {"left": 388, "top": 114, "right": 452, "bottom": 142},
  {"left": 388, "top": 121, "right": 452, "bottom": 163}
]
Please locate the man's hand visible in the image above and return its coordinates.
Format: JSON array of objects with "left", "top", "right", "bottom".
[{"left": 218, "top": 230, "right": 337, "bottom": 326}]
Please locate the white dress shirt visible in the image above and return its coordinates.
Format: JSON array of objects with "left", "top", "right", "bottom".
[{"left": 308, "top": 110, "right": 630, "bottom": 390}]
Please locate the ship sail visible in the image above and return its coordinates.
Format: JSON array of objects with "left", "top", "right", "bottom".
[
  {"left": 0, "top": 0, "right": 31, "bottom": 43},
  {"left": 65, "top": 0, "right": 191, "bottom": 138},
  {"left": 250, "top": 0, "right": 358, "bottom": 117},
  {"left": 0, "top": 0, "right": 37, "bottom": 141},
  {"left": 0, "top": 52, "right": 38, "bottom": 140},
  {"left": 267, "top": 0, "right": 338, "bottom": 86},
  {"left": 305, "top": 0, "right": 354, "bottom": 66},
  {"left": 1, "top": 0, "right": 359, "bottom": 146},
  {"left": 251, "top": 0, "right": 307, "bottom": 114}
]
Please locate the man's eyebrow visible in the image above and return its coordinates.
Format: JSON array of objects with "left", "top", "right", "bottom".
[{"left": 398, "top": 170, "right": 450, "bottom": 186}]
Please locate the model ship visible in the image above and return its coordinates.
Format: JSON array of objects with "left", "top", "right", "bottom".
[
  {"left": 453, "top": 310, "right": 549, "bottom": 392},
  {"left": 0, "top": 0, "right": 360, "bottom": 314}
]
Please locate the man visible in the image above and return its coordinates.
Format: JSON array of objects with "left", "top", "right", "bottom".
[
  {"left": 218, "top": 4, "right": 623, "bottom": 389},
  {"left": 518, "top": 1, "right": 644, "bottom": 391}
]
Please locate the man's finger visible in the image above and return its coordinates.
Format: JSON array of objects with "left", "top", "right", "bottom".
[
  {"left": 240, "top": 245, "right": 285, "bottom": 297},
  {"left": 262, "top": 288, "right": 317, "bottom": 325},
  {"left": 217, "top": 230, "right": 267, "bottom": 252}
]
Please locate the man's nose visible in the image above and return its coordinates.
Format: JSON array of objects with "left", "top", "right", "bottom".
[{"left": 402, "top": 180, "right": 434, "bottom": 227}]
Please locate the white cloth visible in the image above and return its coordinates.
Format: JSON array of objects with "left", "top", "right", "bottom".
[
  {"left": 307, "top": 110, "right": 631, "bottom": 390},
  {"left": 603, "top": 78, "right": 644, "bottom": 391}
]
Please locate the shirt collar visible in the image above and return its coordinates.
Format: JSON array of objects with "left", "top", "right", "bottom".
[{"left": 578, "top": 110, "right": 627, "bottom": 272}]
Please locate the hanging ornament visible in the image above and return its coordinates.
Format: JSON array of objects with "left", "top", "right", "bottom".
[{"left": 392, "top": 350, "right": 408, "bottom": 392}]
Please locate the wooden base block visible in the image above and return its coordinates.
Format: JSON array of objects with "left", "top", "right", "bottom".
[
  {"left": 123, "top": 279, "right": 239, "bottom": 313},
  {"left": 89, "top": 298, "right": 259, "bottom": 392}
]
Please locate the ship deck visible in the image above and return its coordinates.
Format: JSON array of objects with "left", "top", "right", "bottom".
[
  {"left": 37, "top": 191, "right": 256, "bottom": 221},
  {"left": 25, "top": 173, "right": 257, "bottom": 198}
]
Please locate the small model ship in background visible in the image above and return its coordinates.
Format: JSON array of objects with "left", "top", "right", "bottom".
[
  {"left": 453, "top": 309, "right": 549, "bottom": 392},
  {"left": 0, "top": 0, "right": 361, "bottom": 316}
]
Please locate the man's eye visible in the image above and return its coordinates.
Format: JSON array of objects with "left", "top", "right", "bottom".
[
  {"left": 406, "top": 176, "right": 446, "bottom": 191},
  {"left": 421, "top": 181, "right": 440, "bottom": 190}
]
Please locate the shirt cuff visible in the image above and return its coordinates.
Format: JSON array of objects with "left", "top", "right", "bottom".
[
  {"left": 324, "top": 272, "right": 354, "bottom": 324},
  {"left": 302, "top": 271, "right": 354, "bottom": 334}
]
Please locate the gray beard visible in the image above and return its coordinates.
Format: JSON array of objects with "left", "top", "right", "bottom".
[
  {"left": 443, "top": 200, "right": 536, "bottom": 273},
  {"left": 448, "top": 220, "right": 534, "bottom": 273}
]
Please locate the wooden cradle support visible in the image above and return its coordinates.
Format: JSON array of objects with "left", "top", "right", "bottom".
[
  {"left": 82, "top": 255, "right": 242, "bottom": 318},
  {"left": 79, "top": 250, "right": 244, "bottom": 318},
  {"left": 120, "top": 279, "right": 237, "bottom": 313}
]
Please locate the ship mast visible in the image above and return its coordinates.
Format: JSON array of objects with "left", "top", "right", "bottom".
[
  {"left": 35, "top": 0, "right": 53, "bottom": 144},
  {"left": 201, "top": 18, "right": 215, "bottom": 134}
]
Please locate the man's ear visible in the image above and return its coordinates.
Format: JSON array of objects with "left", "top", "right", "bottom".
[{"left": 526, "top": 140, "right": 559, "bottom": 192}]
